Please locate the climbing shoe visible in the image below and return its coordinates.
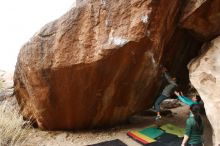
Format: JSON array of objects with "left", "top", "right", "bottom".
[{"left": 155, "top": 115, "right": 162, "bottom": 120}]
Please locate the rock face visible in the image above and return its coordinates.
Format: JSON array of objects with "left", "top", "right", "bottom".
[
  {"left": 181, "top": 0, "right": 220, "bottom": 145},
  {"left": 76, "top": 0, "right": 86, "bottom": 6},
  {"left": 0, "top": 70, "right": 14, "bottom": 101},
  {"left": 189, "top": 36, "right": 220, "bottom": 146},
  {"left": 15, "top": 0, "right": 218, "bottom": 130},
  {"left": 181, "top": 0, "right": 220, "bottom": 40},
  {"left": 15, "top": 0, "right": 191, "bottom": 130}
]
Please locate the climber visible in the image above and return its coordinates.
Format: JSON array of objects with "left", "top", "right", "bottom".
[
  {"left": 181, "top": 104, "right": 204, "bottom": 146},
  {"left": 154, "top": 67, "right": 178, "bottom": 120}
]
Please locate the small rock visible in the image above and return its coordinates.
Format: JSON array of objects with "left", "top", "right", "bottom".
[{"left": 160, "top": 99, "right": 181, "bottom": 109}]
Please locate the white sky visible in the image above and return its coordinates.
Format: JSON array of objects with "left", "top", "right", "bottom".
[{"left": 0, "top": 0, "right": 75, "bottom": 71}]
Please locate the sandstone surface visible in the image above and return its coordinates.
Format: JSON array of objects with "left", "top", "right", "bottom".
[{"left": 189, "top": 36, "right": 220, "bottom": 146}]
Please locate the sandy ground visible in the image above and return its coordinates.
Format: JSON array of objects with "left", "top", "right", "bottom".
[
  {"left": 0, "top": 70, "right": 213, "bottom": 146},
  {"left": 24, "top": 105, "right": 212, "bottom": 146}
]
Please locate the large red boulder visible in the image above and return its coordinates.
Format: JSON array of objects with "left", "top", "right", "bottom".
[{"left": 14, "top": 0, "right": 203, "bottom": 130}]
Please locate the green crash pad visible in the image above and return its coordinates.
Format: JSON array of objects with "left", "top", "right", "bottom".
[
  {"left": 160, "top": 124, "right": 184, "bottom": 137},
  {"left": 139, "top": 127, "right": 164, "bottom": 139}
]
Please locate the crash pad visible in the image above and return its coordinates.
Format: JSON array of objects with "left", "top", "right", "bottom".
[
  {"left": 127, "top": 131, "right": 156, "bottom": 145},
  {"left": 160, "top": 124, "right": 184, "bottom": 137},
  {"left": 88, "top": 139, "right": 127, "bottom": 146},
  {"left": 139, "top": 127, "right": 164, "bottom": 139}
]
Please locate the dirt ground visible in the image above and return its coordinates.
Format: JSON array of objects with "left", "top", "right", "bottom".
[
  {"left": 0, "top": 71, "right": 213, "bottom": 146},
  {"left": 20, "top": 102, "right": 212, "bottom": 146}
]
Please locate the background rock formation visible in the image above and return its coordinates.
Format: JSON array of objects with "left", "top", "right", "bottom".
[
  {"left": 182, "top": 1, "right": 220, "bottom": 145},
  {"left": 189, "top": 36, "right": 220, "bottom": 146},
  {"left": 181, "top": 0, "right": 220, "bottom": 41}
]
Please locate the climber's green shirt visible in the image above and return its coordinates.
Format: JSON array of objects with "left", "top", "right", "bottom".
[{"left": 185, "top": 113, "right": 204, "bottom": 144}]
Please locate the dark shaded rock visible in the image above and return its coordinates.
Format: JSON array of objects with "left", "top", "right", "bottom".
[
  {"left": 181, "top": 0, "right": 220, "bottom": 41},
  {"left": 139, "top": 109, "right": 173, "bottom": 117}
]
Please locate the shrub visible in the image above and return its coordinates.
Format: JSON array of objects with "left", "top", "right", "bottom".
[
  {"left": 0, "top": 80, "right": 2, "bottom": 89},
  {"left": 0, "top": 100, "right": 32, "bottom": 146}
]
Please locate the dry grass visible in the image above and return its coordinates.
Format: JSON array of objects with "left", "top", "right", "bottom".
[
  {"left": 0, "top": 100, "right": 32, "bottom": 146},
  {"left": 0, "top": 80, "right": 2, "bottom": 90}
]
